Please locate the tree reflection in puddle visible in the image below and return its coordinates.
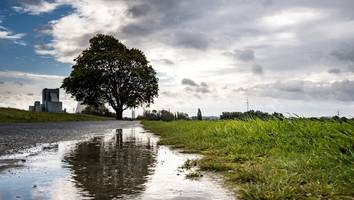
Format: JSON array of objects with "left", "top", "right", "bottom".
[
  {"left": 62, "top": 128, "right": 157, "bottom": 199},
  {"left": 0, "top": 125, "right": 234, "bottom": 200}
]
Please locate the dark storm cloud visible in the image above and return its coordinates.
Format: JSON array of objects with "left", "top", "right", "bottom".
[
  {"left": 182, "top": 78, "right": 198, "bottom": 87},
  {"left": 252, "top": 64, "right": 263, "bottom": 75},
  {"left": 121, "top": 0, "right": 214, "bottom": 43},
  {"left": 126, "top": 3, "right": 151, "bottom": 18},
  {"left": 331, "top": 44, "right": 354, "bottom": 62},
  {"left": 232, "top": 49, "right": 255, "bottom": 62},
  {"left": 170, "top": 31, "right": 210, "bottom": 50},
  {"left": 242, "top": 80, "right": 354, "bottom": 101},
  {"left": 328, "top": 68, "right": 341, "bottom": 74},
  {"left": 121, "top": 23, "right": 156, "bottom": 36},
  {"left": 0, "top": 81, "right": 4, "bottom": 84},
  {"left": 222, "top": 49, "right": 263, "bottom": 75},
  {"left": 119, "top": 0, "right": 228, "bottom": 51},
  {"left": 182, "top": 79, "right": 211, "bottom": 94}
]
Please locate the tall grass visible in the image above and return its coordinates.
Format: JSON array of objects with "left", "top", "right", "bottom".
[
  {"left": 0, "top": 107, "right": 113, "bottom": 123},
  {"left": 143, "top": 119, "right": 354, "bottom": 199}
]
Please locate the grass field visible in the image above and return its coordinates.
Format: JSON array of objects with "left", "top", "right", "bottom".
[
  {"left": 0, "top": 107, "right": 113, "bottom": 122},
  {"left": 143, "top": 119, "right": 354, "bottom": 199}
]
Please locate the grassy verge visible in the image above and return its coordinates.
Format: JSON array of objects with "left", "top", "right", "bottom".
[
  {"left": 142, "top": 119, "right": 354, "bottom": 199},
  {"left": 0, "top": 107, "right": 113, "bottom": 123}
]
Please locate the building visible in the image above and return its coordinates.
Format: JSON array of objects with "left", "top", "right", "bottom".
[
  {"left": 42, "top": 88, "right": 63, "bottom": 112},
  {"left": 28, "top": 101, "right": 41, "bottom": 112},
  {"left": 28, "top": 88, "right": 64, "bottom": 113}
]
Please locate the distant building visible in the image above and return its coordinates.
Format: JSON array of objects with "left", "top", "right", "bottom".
[
  {"left": 42, "top": 88, "right": 63, "bottom": 112},
  {"left": 28, "top": 100, "right": 41, "bottom": 112},
  {"left": 28, "top": 88, "right": 64, "bottom": 113},
  {"left": 34, "top": 101, "right": 41, "bottom": 112}
]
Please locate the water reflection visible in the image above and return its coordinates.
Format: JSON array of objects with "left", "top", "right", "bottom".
[
  {"left": 62, "top": 128, "right": 157, "bottom": 199},
  {"left": 0, "top": 125, "right": 234, "bottom": 200}
]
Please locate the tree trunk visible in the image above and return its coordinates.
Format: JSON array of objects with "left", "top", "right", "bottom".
[{"left": 115, "top": 106, "right": 123, "bottom": 120}]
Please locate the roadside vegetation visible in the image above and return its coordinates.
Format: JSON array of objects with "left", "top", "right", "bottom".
[
  {"left": 143, "top": 119, "right": 354, "bottom": 199},
  {"left": 0, "top": 107, "right": 113, "bottom": 123}
]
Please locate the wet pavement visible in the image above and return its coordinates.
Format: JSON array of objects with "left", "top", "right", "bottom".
[{"left": 0, "top": 121, "right": 234, "bottom": 200}]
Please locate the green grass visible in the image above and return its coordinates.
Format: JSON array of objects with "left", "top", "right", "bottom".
[
  {"left": 143, "top": 119, "right": 354, "bottom": 199},
  {"left": 0, "top": 107, "right": 113, "bottom": 123}
]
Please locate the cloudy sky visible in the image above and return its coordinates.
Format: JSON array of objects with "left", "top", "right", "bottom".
[{"left": 1, "top": 0, "right": 354, "bottom": 117}]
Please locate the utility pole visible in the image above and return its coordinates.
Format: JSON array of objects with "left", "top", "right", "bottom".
[
  {"left": 132, "top": 108, "right": 135, "bottom": 119},
  {"left": 337, "top": 109, "right": 340, "bottom": 117},
  {"left": 246, "top": 97, "right": 249, "bottom": 112}
]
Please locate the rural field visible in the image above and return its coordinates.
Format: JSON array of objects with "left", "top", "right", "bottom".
[
  {"left": 0, "top": 108, "right": 112, "bottom": 123},
  {"left": 143, "top": 119, "right": 354, "bottom": 199}
]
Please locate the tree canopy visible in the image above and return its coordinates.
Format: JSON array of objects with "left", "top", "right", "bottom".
[{"left": 61, "top": 34, "right": 159, "bottom": 119}]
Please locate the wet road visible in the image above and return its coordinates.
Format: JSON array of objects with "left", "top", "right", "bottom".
[
  {"left": 0, "top": 121, "right": 137, "bottom": 156},
  {"left": 0, "top": 121, "right": 235, "bottom": 200}
]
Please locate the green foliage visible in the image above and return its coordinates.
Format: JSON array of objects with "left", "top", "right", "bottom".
[
  {"left": 220, "top": 110, "right": 284, "bottom": 120},
  {"left": 160, "top": 110, "right": 175, "bottom": 121},
  {"left": 0, "top": 107, "right": 112, "bottom": 123},
  {"left": 81, "top": 105, "right": 115, "bottom": 117},
  {"left": 143, "top": 119, "right": 354, "bottom": 199},
  {"left": 140, "top": 110, "right": 174, "bottom": 121},
  {"left": 185, "top": 171, "right": 203, "bottom": 180},
  {"left": 138, "top": 110, "right": 189, "bottom": 121},
  {"left": 61, "top": 34, "right": 159, "bottom": 119},
  {"left": 176, "top": 112, "right": 189, "bottom": 120}
]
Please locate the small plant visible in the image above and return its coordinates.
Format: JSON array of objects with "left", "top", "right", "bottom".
[
  {"left": 180, "top": 159, "right": 198, "bottom": 170},
  {"left": 186, "top": 171, "right": 203, "bottom": 180}
]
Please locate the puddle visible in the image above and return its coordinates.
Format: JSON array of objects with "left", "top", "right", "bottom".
[{"left": 0, "top": 125, "right": 234, "bottom": 200}]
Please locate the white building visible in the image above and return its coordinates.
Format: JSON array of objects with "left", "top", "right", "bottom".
[{"left": 29, "top": 88, "right": 64, "bottom": 113}]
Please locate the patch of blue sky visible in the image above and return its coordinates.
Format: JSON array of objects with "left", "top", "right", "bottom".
[{"left": 0, "top": 1, "right": 73, "bottom": 75}]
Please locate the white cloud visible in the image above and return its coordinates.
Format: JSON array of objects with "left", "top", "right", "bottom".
[
  {"left": 0, "top": 21, "right": 26, "bottom": 45},
  {"left": 260, "top": 8, "right": 325, "bottom": 28},
  {"left": 13, "top": 0, "right": 62, "bottom": 15},
  {"left": 0, "top": 31, "right": 24, "bottom": 40},
  {"left": 31, "top": 0, "right": 129, "bottom": 63},
  {"left": 9, "top": 0, "right": 354, "bottom": 117}
]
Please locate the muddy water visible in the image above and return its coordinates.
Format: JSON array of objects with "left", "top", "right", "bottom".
[{"left": 0, "top": 123, "right": 234, "bottom": 200}]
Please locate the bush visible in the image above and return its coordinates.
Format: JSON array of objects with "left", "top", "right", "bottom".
[
  {"left": 138, "top": 110, "right": 189, "bottom": 121},
  {"left": 81, "top": 105, "right": 115, "bottom": 117},
  {"left": 220, "top": 110, "right": 284, "bottom": 120}
]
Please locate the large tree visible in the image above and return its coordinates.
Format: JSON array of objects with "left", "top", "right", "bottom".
[{"left": 62, "top": 34, "right": 159, "bottom": 119}]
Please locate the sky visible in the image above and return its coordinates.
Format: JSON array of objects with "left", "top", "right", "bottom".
[{"left": 0, "top": 0, "right": 354, "bottom": 117}]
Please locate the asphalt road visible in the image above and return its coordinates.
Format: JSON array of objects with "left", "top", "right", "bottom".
[{"left": 0, "top": 120, "right": 140, "bottom": 156}]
